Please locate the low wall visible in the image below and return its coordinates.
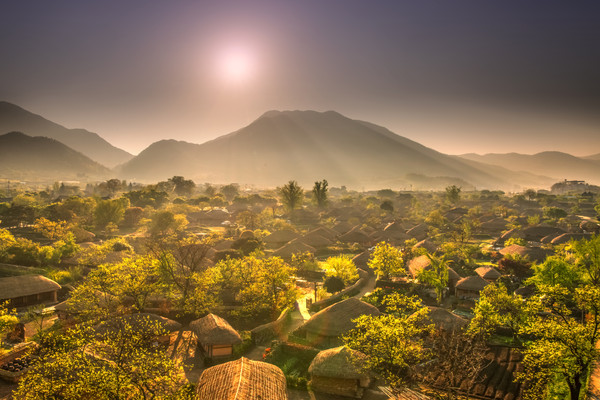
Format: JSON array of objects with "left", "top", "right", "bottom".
[
  {"left": 309, "top": 269, "right": 369, "bottom": 312},
  {"left": 250, "top": 307, "right": 293, "bottom": 345}
]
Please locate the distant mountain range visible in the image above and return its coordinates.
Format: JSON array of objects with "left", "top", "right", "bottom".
[
  {"left": 0, "top": 131, "right": 110, "bottom": 181},
  {"left": 0, "top": 101, "right": 132, "bottom": 168},
  {"left": 1, "top": 101, "right": 598, "bottom": 190},
  {"left": 117, "top": 110, "right": 554, "bottom": 190},
  {"left": 458, "top": 152, "right": 600, "bottom": 185}
]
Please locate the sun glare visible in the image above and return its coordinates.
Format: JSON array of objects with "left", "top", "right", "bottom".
[{"left": 217, "top": 46, "right": 256, "bottom": 85}]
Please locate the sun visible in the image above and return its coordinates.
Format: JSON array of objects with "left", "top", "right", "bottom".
[{"left": 217, "top": 46, "right": 256, "bottom": 85}]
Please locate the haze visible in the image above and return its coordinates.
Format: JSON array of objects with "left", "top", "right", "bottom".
[{"left": 1, "top": 1, "right": 599, "bottom": 156}]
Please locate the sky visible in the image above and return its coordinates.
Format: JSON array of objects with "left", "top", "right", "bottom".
[{"left": 1, "top": 1, "right": 599, "bottom": 156}]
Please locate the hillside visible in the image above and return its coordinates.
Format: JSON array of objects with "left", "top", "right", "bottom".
[
  {"left": 459, "top": 152, "right": 600, "bottom": 185},
  {"left": 118, "top": 110, "right": 554, "bottom": 190},
  {"left": 0, "top": 132, "right": 110, "bottom": 181},
  {"left": 0, "top": 101, "right": 133, "bottom": 168}
]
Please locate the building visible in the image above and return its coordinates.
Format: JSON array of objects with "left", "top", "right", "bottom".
[
  {"left": 190, "top": 313, "right": 242, "bottom": 359},
  {"left": 0, "top": 274, "right": 61, "bottom": 308}
]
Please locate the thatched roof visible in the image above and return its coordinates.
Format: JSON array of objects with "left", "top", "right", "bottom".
[
  {"left": 332, "top": 221, "right": 353, "bottom": 235},
  {"left": 309, "top": 226, "right": 339, "bottom": 241},
  {"left": 499, "top": 244, "right": 548, "bottom": 262},
  {"left": 264, "top": 229, "right": 300, "bottom": 244},
  {"left": 273, "top": 241, "right": 316, "bottom": 258},
  {"left": 239, "top": 230, "right": 255, "bottom": 240},
  {"left": 408, "top": 255, "right": 431, "bottom": 278},
  {"left": 447, "top": 267, "right": 461, "bottom": 283},
  {"left": 352, "top": 250, "right": 373, "bottom": 270},
  {"left": 0, "top": 275, "right": 60, "bottom": 300},
  {"left": 301, "top": 298, "right": 381, "bottom": 337},
  {"left": 455, "top": 275, "right": 490, "bottom": 292},
  {"left": 190, "top": 313, "right": 241, "bottom": 346},
  {"left": 195, "top": 357, "right": 287, "bottom": 400},
  {"left": 383, "top": 220, "right": 408, "bottom": 233},
  {"left": 94, "top": 313, "right": 181, "bottom": 336},
  {"left": 521, "top": 225, "right": 565, "bottom": 242},
  {"left": 475, "top": 266, "right": 502, "bottom": 281},
  {"left": 406, "top": 223, "right": 428, "bottom": 240},
  {"left": 514, "top": 285, "right": 535, "bottom": 298},
  {"left": 551, "top": 232, "right": 591, "bottom": 245},
  {"left": 373, "top": 229, "right": 410, "bottom": 242},
  {"left": 479, "top": 217, "right": 508, "bottom": 234},
  {"left": 308, "top": 346, "right": 370, "bottom": 380},
  {"left": 414, "top": 239, "right": 438, "bottom": 253},
  {"left": 424, "top": 307, "right": 468, "bottom": 332},
  {"left": 339, "top": 227, "right": 371, "bottom": 244},
  {"left": 296, "top": 231, "right": 333, "bottom": 248}
]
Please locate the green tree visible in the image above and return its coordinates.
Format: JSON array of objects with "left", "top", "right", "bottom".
[
  {"left": 343, "top": 308, "right": 432, "bottom": 388},
  {"left": 368, "top": 241, "right": 405, "bottom": 279},
  {"left": 168, "top": 176, "right": 196, "bottom": 197},
  {"left": 525, "top": 256, "right": 583, "bottom": 291},
  {"left": 14, "top": 320, "right": 188, "bottom": 400},
  {"left": 416, "top": 252, "right": 450, "bottom": 304},
  {"left": 572, "top": 235, "right": 600, "bottom": 285},
  {"left": 148, "top": 210, "right": 188, "bottom": 238},
  {"left": 220, "top": 183, "right": 240, "bottom": 201},
  {"left": 543, "top": 206, "right": 567, "bottom": 220},
  {"left": 322, "top": 255, "right": 359, "bottom": 285},
  {"left": 517, "top": 284, "right": 600, "bottom": 400},
  {"left": 94, "top": 198, "right": 128, "bottom": 230},
  {"left": 380, "top": 200, "right": 394, "bottom": 212},
  {"left": 445, "top": 185, "right": 461, "bottom": 204},
  {"left": 0, "top": 301, "right": 18, "bottom": 347},
  {"left": 312, "top": 179, "right": 328, "bottom": 208},
  {"left": 279, "top": 180, "right": 303, "bottom": 214}
]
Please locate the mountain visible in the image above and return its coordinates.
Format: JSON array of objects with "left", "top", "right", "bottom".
[
  {"left": 584, "top": 153, "right": 600, "bottom": 161},
  {"left": 459, "top": 152, "right": 600, "bottom": 185},
  {"left": 118, "top": 110, "right": 554, "bottom": 190},
  {"left": 0, "top": 101, "right": 133, "bottom": 168},
  {"left": 0, "top": 131, "right": 110, "bottom": 181}
]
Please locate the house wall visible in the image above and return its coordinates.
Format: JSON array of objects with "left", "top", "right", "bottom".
[{"left": 5, "top": 290, "right": 58, "bottom": 308}]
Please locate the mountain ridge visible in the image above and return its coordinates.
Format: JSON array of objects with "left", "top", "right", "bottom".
[{"left": 0, "top": 101, "right": 133, "bottom": 168}]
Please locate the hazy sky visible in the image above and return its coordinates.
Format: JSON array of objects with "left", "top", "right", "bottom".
[{"left": 1, "top": 1, "right": 599, "bottom": 156}]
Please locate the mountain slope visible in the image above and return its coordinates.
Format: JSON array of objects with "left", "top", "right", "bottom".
[
  {"left": 0, "top": 131, "right": 110, "bottom": 181},
  {"left": 459, "top": 152, "right": 600, "bottom": 185},
  {"left": 0, "top": 101, "right": 133, "bottom": 168},
  {"left": 118, "top": 110, "right": 554, "bottom": 190}
]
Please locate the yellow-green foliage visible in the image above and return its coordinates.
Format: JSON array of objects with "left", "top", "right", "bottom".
[
  {"left": 322, "top": 255, "right": 358, "bottom": 285},
  {"left": 368, "top": 241, "right": 405, "bottom": 279}
]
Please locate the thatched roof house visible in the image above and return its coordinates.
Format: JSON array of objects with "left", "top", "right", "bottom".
[
  {"left": 424, "top": 307, "right": 468, "bottom": 333},
  {"left": 550, "top": 232, "right": 591, "bottom": 245},
  {"left": 406, "top": 223, "right": 428, "bottom": 241},
  {"left": 0, "top": 274, "right": 61, "bottom": 307},
  {"left": 339, "top": 227, "right": 372, "bottom": 245},
  {"left": 447, "top": 268, "right": 461, "bottom": 289},
  {"left": 479, "top": 217, "right": 508, "bottom": 235},
  {"left": 273, "top": 241, "right": 316, "bottom": 258},
  {"left": 352, "top": 250, "right": 374, "bottom": 272},
  {"left": 414, "top": 239, "right": 438, "bottom": 254},
  {"left": 310, "top": 226, "right": 339, "bottom": 241},
  {"left": 373, "top": 228, "right": 410, "bottom": 244},
  {"left": 263, "top": 229, "right": 300, "bottom": 246},
  {"left": 475, "top": 266, "right": 502, "bottom": 282},
  {"left": 520, "top": 225, "right": 565, "bottom": 242},
  {"left": 333, "top": 221, "right": 354, "bottom": 235},
  {"left": 195, "top": 357, "right": 288, "bottom": 400},
  {"left": 499, "top": 244, "right": 548, "bottom": 263},
  {"left": 309, "top": 346, "right": 372, "bottom": 398},
  {"left": 298, "top": 298, "right": 381, "bottom": 347},
  {"left": 296, "top": 231, "right": 333, "bottom": 248},
  {"left": 190, "top": 313, "right": 241, "bottom": 358},
  {"left": 384, "top": 220, "right": 408, "bottom": 233},
  {"left": 407, "top": 255, "right": 431, "bottom": 278},
  {"left": 455, "top": 276, "right": 490, "bottom": 299}
]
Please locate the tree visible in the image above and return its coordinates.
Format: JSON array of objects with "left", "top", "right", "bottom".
[
  {"left": 468, "top": 283, "right": 532, "bottom": 341},
  {"left": 543, "top": 206, "right": 567, "bottom": 220},
  {"left": 380, "top": 200, "right": 394, "bottom": 212},
  {"left": 445, "top": 185, "right": 461, "bottom": 204},
  {"left": 524, "top": 188, "right": 537, "bottom": 201},
  {"left": 94, "top": 198, "right": 128, "bottom": 230},
  {"left": 312, "top": 179, "right": 328, "bottom": 208},
  {"left": 322, "top": 255, "right": 359, "bottom": 285},
  {"left": 147, "top": 210, "right": 188, "bottom": 238},
  {"left": 279, "top": 180, "right": 303, "bottom": 213},
  {"left": 323, "top": 276, "right": 345, "bottom": 294},
  {"left": 0, "top": 301, "right": 18, "bottom": 346},
  {"left": 517, "top": 284, "right": 600, "bottom": 400},
  {"left": 168, "top": 176, "right": 196, "bottom": 197},
  {"left": 220, "top": 183, "right": 240, "bottom": 201},
  {"left": 572, "top": 235, "right": 600, "bottom": 285},
  {"left": 14, "top": 320, "right": 188, "bottom": 400},
  {"left": 416, "top": 252, "right": 450, "bottom": 304},
  {"left": 343, "top": 307, "right": 432, "bottom": 388},
  {"left": 526, "top": 256, "right": 583, "bottom": 291},
  {"left": 368, "top": 241, "right": 405, "bottom": 279}
]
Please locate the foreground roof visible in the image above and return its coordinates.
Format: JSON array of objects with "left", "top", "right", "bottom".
[
  {"left": 301, "top": 298, "right": 381, "bottom": 337},
  {"left": 0, "top": 274, "right": 61, "bottom": 300},
  {"left": 196, "top": 357, "right": 287, "bottom": 400},
  {"left": 308, "top": 345, "right": 369, "bottom": 380},
  {"left": 190, "top": 313, "right": 242, "bottom": 345}
]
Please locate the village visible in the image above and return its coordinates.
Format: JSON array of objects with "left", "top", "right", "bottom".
[{"left": 0, "top": 178, "right": 599, "bottom": 400}]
